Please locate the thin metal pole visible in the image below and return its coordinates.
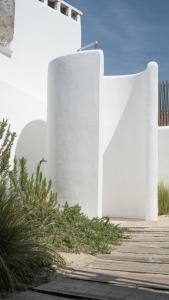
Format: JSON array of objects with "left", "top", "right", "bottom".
[{"left": 77, "top": 41, "right": 99, "bottom": 52}]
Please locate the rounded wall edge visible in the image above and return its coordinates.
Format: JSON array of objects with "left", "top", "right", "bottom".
[
  {"left": 48, "top": 49, "right": 104, "bottom": 69},
  {"left": 146, "top": 61, "right": 158, "bottom": 220},
  {"left": 104, "top": 63, "right": 150, "bottom": 80},
  {"left": 47, "top": 49, "right": 104, "bottom": 218},
  {"left": 98, "top": 50, "right": 104, "bottom": 218},
  {"left": 147, "top": 61, "right": 158, "bottom": 70}
]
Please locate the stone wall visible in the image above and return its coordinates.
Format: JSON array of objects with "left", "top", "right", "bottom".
[{"left": 0, "top": 0, "right": 15, "bottom": 46}]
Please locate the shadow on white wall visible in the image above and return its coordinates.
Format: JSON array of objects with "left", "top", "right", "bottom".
[
  {"left": 15, "top": 119, "right": 47, "bottom": 175},
  {"left": 103, "top": 75, "right": 147, "bottom": 219},
  {"left": 47, "top": 51, "right": 158, "bottom": 220}
]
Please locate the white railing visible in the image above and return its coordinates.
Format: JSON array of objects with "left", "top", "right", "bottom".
[{"left": 38, "top": 0, "right": 82, "bottom": 22}]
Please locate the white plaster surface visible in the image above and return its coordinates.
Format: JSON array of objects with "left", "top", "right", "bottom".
[
  {"left": 0, "top": 0, "right": 81, "bottom": 173},
  {"left": 11, "top": 0, "right": 81, "bottom": 99},
  {"left": 102, "top": 63, "right": 158, "bottom": 220},
  {"left": 47, "top": 51, "right": 158, "bottom": 220},
  {"left": 0, "top": 79, "right": 46, "bottom": 173},
  {"left": 47, "top": 51, "right": 103, "bottom": 217},
  {"left": 15, "top": 120, "right": 47, "bottom": 175},
  {"left": 0, "top": 0, "right": 81, "bottom": 99},
  {"left": 158, "top": 126, "right": 169, "bottom": 185}
]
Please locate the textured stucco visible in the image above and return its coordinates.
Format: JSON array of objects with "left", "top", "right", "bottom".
[
  {"left": 0, "top": 0, "right": 15, "bottom": 46},
  {"left": 102, "top": 62, "right": 158, "bottom": 220},
  {"left": 47, "top": 51, "right": 103, "bottom": 218},
  {"left": 48, "top": 51, "right": 158, "bottom": 220}
]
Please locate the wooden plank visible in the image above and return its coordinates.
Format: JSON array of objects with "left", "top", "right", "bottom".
[
  {"left": 127, "top": 236, "right": 169, "bottom": 242},
  {"left": 33, "top": 276, "right": 135, "bottom": 300},
  {"left": 125, "top": 232, "right": 169, "bottom": 237},
  {"left": 6, "top": 291, "right": 68, "bottom": 300},
  {"left": 67, "top": 268, "right": 169, "bottom": 291},
  {"left": 34, "top": 276, "right": 169, "bottom": 300},
  {"left": 113, "top": 245, "right": 169, "bottom": 255},
  {"left": 129, "top": 228, "right": 169, "bottom": 232},
  {"left": 96, "top": 252, "right": 169, "bottom": 264},
  {"left": 118, "top": 241, "right": 169, "bottom": 248},
  {"left": 88, "top": 260, "right": 169, "bottom": 275}
]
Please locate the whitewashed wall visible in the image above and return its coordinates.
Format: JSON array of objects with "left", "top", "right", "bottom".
[
  {"left": 47, "top": 51, "right": 103, "bottom": 217},
  {"left": 47, "top": 50, "right": 158, "bottom": 220},
  {"left": 158, "top": 127, "right": 169, "bottom": 185},
  {"left": 102, "top": 63, "right": 158, "bottom": 220},
  {"left": 0, "top": 0, "right": 81, "bottom": 99},
  {"left": 12, "top": 0, "right": 81, "bottom": 99},
  {"left": 0, "top": 79, "right": 46, "bottom": 174},
  {"left": 0, "top": 0, "right": 82, "bottom": 173}
]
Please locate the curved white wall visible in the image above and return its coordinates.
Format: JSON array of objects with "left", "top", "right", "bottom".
[
  {"left": 0, "top": 80, "right": 46, "bottom": 172},
  {"left": 15, "top": 120, "right": 47, "bottom": 174},
  {"left": 47, "top": 51, "right": 103, "bottom": 217},
  {"left": 158, "top": 127, "right": 169, "bottom": 185},
  {"left": 47, "top": 51, "right": 158, "bottom": 220},
  {"left": 102, "top": 63, "right": 158, "bottom": 220}
]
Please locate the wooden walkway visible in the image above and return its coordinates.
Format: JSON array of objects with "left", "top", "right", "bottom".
[
  {"left": 7, "top": 216, "right": 169, "bottom": 299},
  {"left": 64, "top": 217, "right": 169, "bottom": 290}
]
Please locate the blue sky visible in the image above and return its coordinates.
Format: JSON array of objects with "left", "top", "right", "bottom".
[{"left": 68, "top": 0, "right": 169, "bottom": 79}]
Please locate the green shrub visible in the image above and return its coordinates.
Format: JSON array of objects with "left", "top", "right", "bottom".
[
  {"left": 0, "top": 119, "right": 16, "bottom": 176},
  {"left": 0, "top": 119, "right": 125, "bottom": 293},
  {"left": 0, "top": 178, "right": 60, "bottom": 292},
  {"left": 10, "top": 159, "right": 125, "bottom": 255},
  {"left": 0, "top": 121, "right": 64, "bottom": 293},
  {"left": 158, "top": 182, "right": 169, "bottom": 215},
  {"left": 51, "top": 204, "right": 125, "bottom": 254}
]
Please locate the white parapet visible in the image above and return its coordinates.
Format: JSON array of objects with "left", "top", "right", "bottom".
[
  {"left": 38, "top": 0, "right": 83, "bottom": 22},
  {"left": 47, "top": 50, "right": 158, "bottom": 220}
]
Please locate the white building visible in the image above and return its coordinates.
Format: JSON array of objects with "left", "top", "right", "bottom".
[
  {"left": 0, "top": 0, "right": 161, "bottom": 220},
  {"left": 0, "top": 0, "right": 82, "bottom": 173}
]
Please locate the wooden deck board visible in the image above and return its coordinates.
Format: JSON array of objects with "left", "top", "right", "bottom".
[
  {"left": 67, "top": 268, "right": 169, "bottom": 290},
  {"left": 63, "top": 218, "right": 169, "bottom": 294},
  {"left": 16, "top": 217, "right": 169, "bottom": 300},
  {"left": 112, "top": 246, "right": 169, "bottom": 255},
  {"left": 96, "top": 252, "right": 169, "bottom": 264},
  {"left": 6, "top": 291, "right": 70, "bottom": 300},
  {"left": 87, "top": 260, "right": 169, "bottom": 275},
  {"left": 33, "top": 275, "right": 169, "bottom": 300}
]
